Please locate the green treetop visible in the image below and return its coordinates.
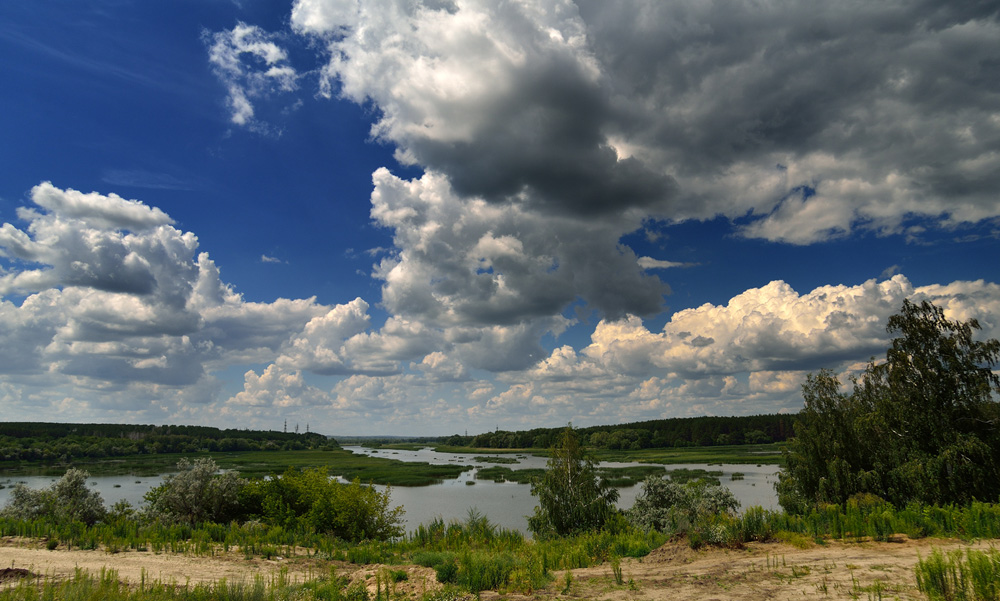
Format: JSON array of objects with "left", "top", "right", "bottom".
[{"left": 778, "top": 299, "right": 1000, "bottom": 512}]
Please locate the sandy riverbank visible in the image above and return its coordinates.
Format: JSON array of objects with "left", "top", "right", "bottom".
[{"left": 1, "top": 535, "right": 992, "bottom": 600}]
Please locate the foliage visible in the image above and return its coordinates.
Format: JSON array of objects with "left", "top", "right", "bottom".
[
  {"left": 144, "top": 458, "right": 246, "bottom": 525},
  {"left": 527, "top": 427, "right": 620, "bottom": 537},
  {"left": 240, "top": 466, "right": 405, "bottom": 541},
  {"left": 0, "top": 468, "right": 106, "bottom": 525},
  {"left": 779, "top": 300, "right": 1000, "bottom": 511},
  {"left": 626, "top": 475, "right": 738, "bottom": 534}
]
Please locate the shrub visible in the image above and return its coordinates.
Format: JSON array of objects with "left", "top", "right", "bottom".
[
  {"left": 245, "top": 466, "right": 404, "bottom": 541},
  {"left": 626, "top": 475, "right": 738, "bottom": 535},
  {"left": 144, "top": 458, "right": 245, "bottom": 525},
  {"left": 0, "top": 468, "right": 106, "bottom": 525},
  {"left": 435, "top": 556, "right": 458, "bottom": 584}
]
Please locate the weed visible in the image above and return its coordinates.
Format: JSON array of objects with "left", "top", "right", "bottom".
[
  {"left": 817, "top": 576, "right": 830, "bottom": 595},
  {"left": 611, "top": 555, "right": 624, "bottom": 585},
  {"left": 561, "top": 570, "right": 573, "bottom": 594}
]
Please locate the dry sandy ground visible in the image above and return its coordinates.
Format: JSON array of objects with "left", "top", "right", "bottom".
[
  {"left": 1, "top": 535, "right": 996, "bottom": 600},
  {"left": 546, "top": 537, "right": 998, "bottom": 601}
]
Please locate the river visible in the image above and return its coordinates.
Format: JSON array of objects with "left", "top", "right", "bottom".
[
  {"left": 0, "top": 447, "right": 780, "bottom": 535},
  {"left": 343, "top": 446, "right": 780, "bottom": 534}
]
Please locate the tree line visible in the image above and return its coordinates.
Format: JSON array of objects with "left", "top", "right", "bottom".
[
  {"left": 441, "top": 413, "right": 792, "bottom": 450},
  {"left": 0, "top": 422, "right": 333, "bottom": 463}
]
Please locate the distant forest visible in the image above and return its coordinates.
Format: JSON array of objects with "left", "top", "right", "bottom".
[
  {"left": 439, "top": 414, "right": 793, "bottom": 450},
  {"left": 0, "top": 422, "right": 332, "bottom": 463},
  {"left": 1, "top": 413, "right": 792, "bottom": 465}
]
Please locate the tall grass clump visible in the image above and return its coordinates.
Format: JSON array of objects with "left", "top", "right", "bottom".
[
  {"left": 401, "top": 510, "right": 665, "bottom": 595},
  {"left": 733, "top": 505, "right": 774, "bottom": 542},
  {"left": 406, "top": 508, "right": 525, "bottom": 554},
  {"left": 916, "top": 547, "right": 1000, "bottom": 601},
  {"left": 701, "top": 501, "right": 1000, "bottom": 549},
  {"left": 0, "top": 567, "right": 366, "bottom": 601}
]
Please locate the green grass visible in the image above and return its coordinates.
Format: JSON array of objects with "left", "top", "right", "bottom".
[
  {"left": 589, "top": 442, "right": 786, "bottom": 465},
  {"left": 1, "top": 448, "right": 469, "bottom": 486},
  {"left": 472, "top": 456, "right": 519, "bottom": 464},
  {"left": 209, "top": 448, "right": 470, "bottom": 484},
  {"left": 475, "top": 464, "right": 717, "bottom": 487},
  {"left": 474, "top": 466, "right": 544, "bottom": 483},
  {"left": 385, "top": 442, "right": 787, "bottom": 465},
  {"left": 596, "top": 465, "right": 669, "bottom": 487},
  {"left": 402, "top": 511, "right": 667, "bottom": 594},
  {"left": 0, "top": 567, "right": 365, "bottom": 601},
  {"left": 0, "top": 454, "right": 198, "bottom": 478},
  {"left": 916, "top": 547, "right": 1000, "bottom": 601},
  {"left": 409, "top": 441, "right": 786, "bottom": 465}
]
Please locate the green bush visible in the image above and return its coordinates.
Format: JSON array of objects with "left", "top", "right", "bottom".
[
  {"left": 0, "top": 468, "right": 106, "bottom": 526},
  {"left": 435, "top": 556, "right": 459, "bottom": 584},
  {"left": 626, "top": 475, "right": 738, "bottom": 535},
  {"left": 412, "top": 550, "right": 453, "bottom": 568},
  {"left": 144, "top": 458, "right": 245, "bottom": 525},
  {"left": 243, "top": 466, "right": 404, "bottom": 541}
]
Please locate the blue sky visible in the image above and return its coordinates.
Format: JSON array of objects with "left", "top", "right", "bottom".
[{"left": 1, "top": 0, "right": 998, "bottom": 436}]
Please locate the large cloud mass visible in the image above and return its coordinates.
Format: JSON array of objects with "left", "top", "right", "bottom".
[
  {"left": 2, "top": 0, "right": 998, "bottom": 432},
  {"left": 0, "top": 184, "right": 337, "bottom": 418},
  {"left": 291, "top": 0, "right": 1000, "bottom": 242},
  {"left": 2, "top": 182, "right": 996, "bottom": 430}
]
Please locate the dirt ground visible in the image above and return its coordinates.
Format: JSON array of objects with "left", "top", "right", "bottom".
[
  {"left": 1, "top": 535, "right": 995, "bottom": 600},
  {"left": 546, "top": 536, "right": 997, "bottom": 601}
]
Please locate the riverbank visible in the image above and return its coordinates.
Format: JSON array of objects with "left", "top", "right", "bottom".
[{"left": 1, "top": 535, "right": 990, "bottom": 599}]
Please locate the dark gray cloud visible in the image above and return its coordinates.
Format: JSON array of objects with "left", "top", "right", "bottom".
[
  {"left": 580, "top": 0, "right": 1000, "bottom": 236},
  {"left": 297, "top": 0, "right": 1000, "bottom": 243}
]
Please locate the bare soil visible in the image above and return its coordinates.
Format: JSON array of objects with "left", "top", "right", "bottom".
[
  {"left": 1, "top": 535, "right": 995, "bottom": 600},
  {"left": 536, "top": 536, "right": 997, "bottom": 601}
]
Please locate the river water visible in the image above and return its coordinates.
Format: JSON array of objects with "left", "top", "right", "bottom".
[
  {"left": 0, "top": 473, "right": 168, "bottom": 509},
  {"left": 0, "top": 447, "right": 780, "bottom": 535},
  {"left": 343, "top": 446, "right": 780, "bottom": 534}
]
